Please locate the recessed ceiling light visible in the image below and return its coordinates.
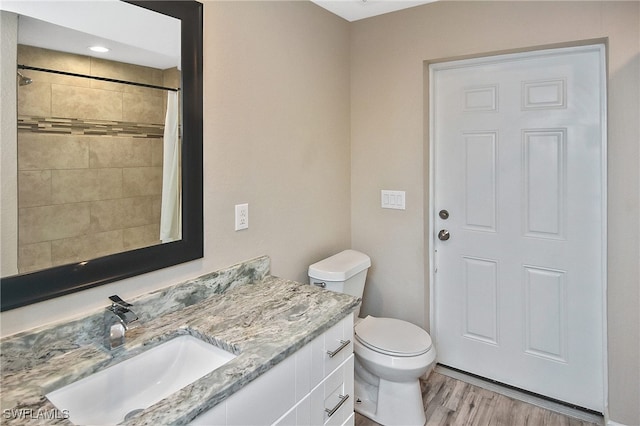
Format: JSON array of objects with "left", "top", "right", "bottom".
[{"left": 89, "top": 46, "right": 109, "bottom": 53}]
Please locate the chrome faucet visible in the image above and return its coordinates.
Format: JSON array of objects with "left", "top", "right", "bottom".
[{"left": 104, "top": 295, "right": 138, "bottom": 350}]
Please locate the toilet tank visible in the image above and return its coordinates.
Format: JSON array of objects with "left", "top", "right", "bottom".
[{"left": 308, "top": 250, "right": 371, "bottom": 315}]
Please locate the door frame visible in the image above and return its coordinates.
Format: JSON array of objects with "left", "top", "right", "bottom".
[{"left": 426, "top": 41, "right": 608, "bottom": 415}]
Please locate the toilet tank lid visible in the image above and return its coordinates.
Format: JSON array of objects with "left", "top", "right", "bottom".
[{"left": 308, "top": 250, "right": 371, "bottom": 281}]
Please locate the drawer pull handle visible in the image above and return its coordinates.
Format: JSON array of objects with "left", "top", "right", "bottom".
[
  {"left": 327, "top": 340, "right": 350, "bottom": 358},
  {"left": 325, "top": 394, "right": 349, "bottom": 417}
]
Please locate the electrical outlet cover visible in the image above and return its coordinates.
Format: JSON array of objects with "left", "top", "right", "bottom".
[{"left": 235, "top": 204, "right": 248, "bottom": 230}]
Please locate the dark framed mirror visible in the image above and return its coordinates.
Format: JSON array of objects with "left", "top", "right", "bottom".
[{"left": 1, "top": 0, "right": 203, "bottom": 311}]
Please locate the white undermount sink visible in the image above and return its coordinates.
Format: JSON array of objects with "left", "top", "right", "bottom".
[{"left": 46, "top": 335, "right": 236, "bottom": 425}]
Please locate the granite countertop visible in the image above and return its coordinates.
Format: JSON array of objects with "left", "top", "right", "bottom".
[{"left": 0, "top": 274, "right": 359, "bottom": 425}]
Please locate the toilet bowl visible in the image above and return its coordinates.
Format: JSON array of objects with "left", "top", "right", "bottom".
[
  {"left": 353, "top": 316, "right": 435, "bottom": 425},
  {"left": 308, "top": 250, "right": 436, "bottom": 426}
]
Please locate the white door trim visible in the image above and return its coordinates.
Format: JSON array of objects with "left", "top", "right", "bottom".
[{"left": 426, "top": 43, "right": 608, "bottom": 414}]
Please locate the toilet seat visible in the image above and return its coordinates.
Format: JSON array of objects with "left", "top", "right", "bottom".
[{"left": 355, "top": 316, "right": 432, "bottom": 357}]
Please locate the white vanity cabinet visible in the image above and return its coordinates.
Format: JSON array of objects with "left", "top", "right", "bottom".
[{"left": 191, "top": 313, "right": 355, "bottom": 426}]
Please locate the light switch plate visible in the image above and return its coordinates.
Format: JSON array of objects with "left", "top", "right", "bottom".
[{"left": 381, "top": 190, "right": 405, "bottom": 210}]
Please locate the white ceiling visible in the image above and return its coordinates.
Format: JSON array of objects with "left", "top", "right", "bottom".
[{"left": 311, "top": 0, "right": 438, "bottom": 22}]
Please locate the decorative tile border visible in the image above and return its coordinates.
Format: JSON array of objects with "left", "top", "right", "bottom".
[{"left": 18, "top": 116, "right": 165, "bottom": 138}]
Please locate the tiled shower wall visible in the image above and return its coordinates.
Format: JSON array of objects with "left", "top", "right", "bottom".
[{"left": 16, "top": 45, "right": 180, "bottom": 273}]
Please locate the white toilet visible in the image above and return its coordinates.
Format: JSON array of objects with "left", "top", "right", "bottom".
[{"left": 308, "top": 250, "right": 436, "bottom": 426}]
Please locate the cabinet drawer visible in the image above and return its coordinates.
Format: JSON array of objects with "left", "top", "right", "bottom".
[
  {"left": 277, "top": 355, "right": 354, "bottom": 426},
  {"left": 310, "top": 354, "right": 355, "bottom": 426},
  {"left": 310, "top": 313, "right": 354, "bottom": 387}
]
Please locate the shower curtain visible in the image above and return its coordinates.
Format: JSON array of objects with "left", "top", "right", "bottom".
[{"left": 160, "top": 91, "right": 181, "bottom": 243}]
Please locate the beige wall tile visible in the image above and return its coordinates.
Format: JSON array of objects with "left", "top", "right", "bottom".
[
  {"left": 150, "top": 139, "right": 164, "bottom": 166},
  {"left": 122, "top": 167, "right": 162, "bottom": 197},
  {"left": 90, "top": 196, "right": 157, "bottom": 232},
  {"left": 19, "top": 68, "right": 90, "bottom": 89},
  {"left": 91, "top": 57, "right": 163, "bottom": 87},
  {"left": 18, "top": 133, "right": 89, "bottom": 170},
  {"left": 88, "top": 79, "right": 125, "bottom": 93},
  {"left": 17, "top": 81, "right": 51, "bottom": 116},
  {"left": 19, "top": 203, "right": 91, "bottom": 244},
  {"left": 122, "top": 91, "right": 164, "bottom": 124},
  {"left": 23, "top": 65, "right": 91, "bottom": 88},
  {"left": 51, "top": 230, "right": 123, "bottom": 266},
  {"left": 150, "top": 195, "right": 164, "bottom": 224},
  {"left": 89, "top": 137, "right": 152, "bottom": 168},
  {"left": 163, "top": 67, "right": 181, "bottom": 89},
  {"left": 18, "top": 45, "right": 90, "bottom": 80},
  {"left": 123, "top": 224, "right": 160, "bottom": 250},
  {"left": 18, "top": 170, "right": 51, "bottom": 207},
  {"left": 18, "top": 241, "right": 52, "bottom": 273},
  {"left": 51, "top": 168, "right": 122, "bottom": 204},
  {"left": 51, "top": 84, "right": 122, "bottom": 121}
]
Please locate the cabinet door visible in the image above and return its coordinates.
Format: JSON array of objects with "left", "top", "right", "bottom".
[
  {"left": 342, "top": 412, "right": 355, "bottom": 426},
  {"left": 225, "top": 356, "right": 296, "bottom": 425},
  {"left": 271, "top": 393, "right": 311, "bottom": 426},
  {"left": 272, "top": 405, "right": 297, "bottom": 426},
  {"left": 295, "top": 339, "right": 313, "bottom": 400}
]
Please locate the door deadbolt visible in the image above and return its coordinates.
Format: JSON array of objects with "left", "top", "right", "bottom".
[
  {"left": 439, "top": 209, "right": 449, "bottom": 220},
  {"left": 438, "top": 229, "right": 450, "bottom": 241}
]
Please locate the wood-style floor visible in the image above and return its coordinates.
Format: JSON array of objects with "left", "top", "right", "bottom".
[{"left": 354, "top": 371, "right": 602, "bottom": 426}]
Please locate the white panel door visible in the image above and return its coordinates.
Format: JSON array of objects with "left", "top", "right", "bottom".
[{"left": 431, "top": 45, "right": 606, "bottom": 411}]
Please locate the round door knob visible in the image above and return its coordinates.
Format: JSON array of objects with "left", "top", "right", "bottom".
[{"left": 438, "top": 229, "right": 450, "bottom": 241}]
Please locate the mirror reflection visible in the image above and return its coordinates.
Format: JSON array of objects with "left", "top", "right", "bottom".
[{"left": 1, "top": 1, "right": 183, "bottom": 277}]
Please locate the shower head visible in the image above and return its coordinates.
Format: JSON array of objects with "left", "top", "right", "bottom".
[{"left": 17, "top": 71, "right": 32, "bottom": 86}]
